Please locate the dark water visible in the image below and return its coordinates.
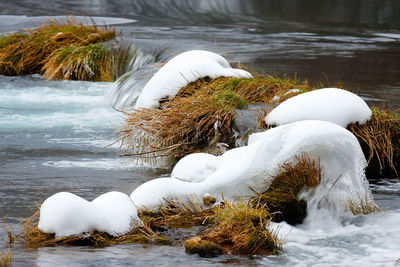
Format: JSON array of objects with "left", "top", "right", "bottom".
[{"left": 0, "top": 1, "right": 400, "bottom": 266}]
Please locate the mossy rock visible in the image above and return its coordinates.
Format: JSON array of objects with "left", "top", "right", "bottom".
[{"left": 185, "top": 237, "right": 223, "bottom": 257}]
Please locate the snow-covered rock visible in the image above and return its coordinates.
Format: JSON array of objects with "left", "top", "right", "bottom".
[
  {"left": 265, "top": 88, "right": 372, "bottom": 127},
  {"left": 38, "top": 191, "right": 138, "bottom": 237},
  {"left": 131, "top": 120, "right": 372, "bottom": 219},
  {"left": 135, "top": 50, "right": 253, "bottom": 108}
]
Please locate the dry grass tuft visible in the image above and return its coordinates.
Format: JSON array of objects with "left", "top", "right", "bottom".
[
  {"left": 185, "top": 201, "right": 282, "bottom": 256},
  {"left": 0, "top": 247, "right": 12, "bottom": 267},
  {"left": 347, "top": 194, "right": 381, "bottom": 215},
  {"left": 43, "top": 43, "right": 112, "bottom": 81},
  {"left": 0, "top": 16, "right": 115, "bottom": 80},
  {"left": 252, "top": 153, "right": 322, "bottom": 225},
  {"left": 117, "top": 74, "right": 312, "bottom": 164},
  {"left": 118, "top": 92, "right": 236, "bottom": 165},
  {"left": 138, "top": 198, "right": 215, "bottom": 230},
  {"left": 348, "top": 107, "right": 400, "bottom": 178}
]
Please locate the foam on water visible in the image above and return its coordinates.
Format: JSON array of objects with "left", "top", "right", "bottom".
[
  {"left": 264, "top": 210, "right": 400, "bottom": 266},
  {"left": 0, "top": 77, "right": 121, "bottom": 131}
]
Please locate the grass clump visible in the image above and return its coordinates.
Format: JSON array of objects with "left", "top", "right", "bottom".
[
  {"left": 43, "top": 43, "right": 112, "bottom": 81},
  {"left": 117, "top": 74, "right": 312, "bottom": 164},
  {"left": 0, "top": 16, "right": 115, "bottom": 80},
  {"left": 252, "top": 153, "right": 322, "bottom": 225},
  {"left": 0, "top": 248, "right": 12, "bottom": 267},
  {"left": 185, "top": 201, "right": 282, "bottom": 256},
  {"left": 348, "top": 107, "right": 400, "bottom": 178},
  {"left": 184, "top": 237, "right": 222, "bottom": 257},
  {"left": 347, "top": 194, "right": 381, "bottom": 215}
]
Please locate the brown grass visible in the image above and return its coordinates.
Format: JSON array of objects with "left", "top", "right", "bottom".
[
  {"left": 0, "top": 16, "right": 115, "bottom": 80},
  {"left": 252, "top": 153, "right": 322, "bottom": 225},
  {"left": 347, "top": 193, "right": 381, "bottom": 215},
  {"left": 348, "top": 107, "right": 400, "bottom": 178},
  {"left": 185, "top": 201, "right": 282, "bottom": 256},
  {"left": 117, "top": 74, "right": 313, "bottom": 164},
  {"left": 43, "top": 43, "right": 112, "bottom": 81},
  {"left": 0, "top": 247, "right": 12, "bottom": 267},
  {"left": 138, "top": 198, "right": 215, "bottom": 230}
]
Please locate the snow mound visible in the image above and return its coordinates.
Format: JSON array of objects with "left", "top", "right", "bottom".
[
  {"left": 38, "top": 191, "right": 138, "bottom": 237},
  {"left": 171, "top": 153, "right": 220, "bottom": 183},
  {"left": 131, "top": 120, "right": 372, "bottom": 220},
  {"left": 265, "top": 88, "right": 372, "bottom": 127},
  {"left": 135, "top": 50, "right": 253, "bottom": 108}
]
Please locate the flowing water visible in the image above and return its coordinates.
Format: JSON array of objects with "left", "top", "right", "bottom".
[{"left": 0, "top": 1, "right": 400, "bottom": 266}]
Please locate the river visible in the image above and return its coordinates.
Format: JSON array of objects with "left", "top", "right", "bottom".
[{"left": 0, "top": 1, "right": 399, "bottom": 266}]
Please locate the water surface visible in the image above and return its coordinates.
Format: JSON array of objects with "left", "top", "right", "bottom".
[{"left": 0, "top": 1, "right": 399, "bottom": 266}]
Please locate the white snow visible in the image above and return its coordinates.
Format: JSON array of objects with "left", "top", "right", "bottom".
[
  {"left": 131, "top": 120, "right": 372, "bottom": 221},
  {"left": 265, "top": 88, "right": 372, "bottom": 127},
  {"left": 171, "top": 153, "right": 220, "bottom": 183},
  {"left": 38, "top": 191, "right": 138, "bottom": 237},
  {"left": 39, "top": 120, "right": 374, "bottom": 237},
  {"left": 135, "top": 50, "right": 253, "bottom": 108}
]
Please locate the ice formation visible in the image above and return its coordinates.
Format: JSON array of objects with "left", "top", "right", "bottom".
[
  {"left": 135, "top": 50, "right": 253, "bottom": 108},
  {"left": 131, "top": 120, "right": 372, "bottom": 220},
  {"left": 38, "top": 191, "right": 138, "bottom": 237},
  {"left": 265, "top": 88, "right": 372, "bottom": 127}
]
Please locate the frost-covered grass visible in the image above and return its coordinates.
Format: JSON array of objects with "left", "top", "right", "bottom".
[
  {"left": 0, "top": 16, "right": 115, "bottom": 80},
  {"left": 348, "top": 106, "right": 400, "bottom": 178},
  {"left": 251, "top": 153, "right": 322, "bottom": 225},
  {"left": 117, "top": 74, "right": 313, "bottom": 164}
]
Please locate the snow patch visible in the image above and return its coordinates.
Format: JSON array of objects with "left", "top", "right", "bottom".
[
  {"left": 131, "top": 120, "right": 371, "bottom": 221},
  {"left": 38, "top": 192, "right": 138, "bottom": 237},
  {"left": 135, "top": 50, "right": 253, "bottom": 108},
  {"left": 265, "top": 88, "right": 372, "bottom": 127},
  {"left": 171, "top": 153, "right": 220, "bottom": 183}
]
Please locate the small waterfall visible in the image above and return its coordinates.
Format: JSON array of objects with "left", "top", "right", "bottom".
[{"left": 106, "top": 41, "right": 170, "bottom": 109}]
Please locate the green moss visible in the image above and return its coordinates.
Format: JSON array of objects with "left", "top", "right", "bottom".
[{"left": 211, "top": 89, "right": 248, "bottom": 109}]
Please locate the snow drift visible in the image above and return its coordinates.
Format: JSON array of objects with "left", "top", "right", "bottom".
[
  {"left": 265, "top": 88, "right": 372, "bottom": 127},
  {"left": 135, "top": 50, "right": 253, "bottom": 108},
  {"left": 38, "top": 191, "right": 138, "bottom": 237},
  {"left": 131, "top": 120, "right": 372, "bottom": 220},
  {"left": 39, "top": 120, "right": 373, "bottom": 236}
]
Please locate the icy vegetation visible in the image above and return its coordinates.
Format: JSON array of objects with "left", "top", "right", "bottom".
[
  {"left": 266, "top": 88, "right": 372, "bottom": 127},
  {"left": 131, "top": 120, "right": 371, "bottom": 221},
  {"left": 135, "top": 50, "right": 253, "bottom": 108},
  {"left": 38, "top": 192, "right": 138, "bottom": 237}
]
